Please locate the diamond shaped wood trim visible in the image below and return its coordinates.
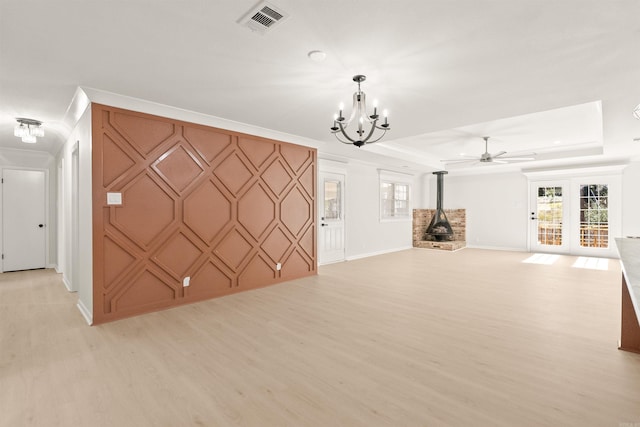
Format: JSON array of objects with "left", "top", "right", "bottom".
[
  {"left": 103, "top": 235, "right": 137, "bottom": 289},
  {"left": 262, "top": 159, "right": 293, "bottom": 196},
  {"left": 153, "top": 232, "right": 204, "bottom": 279},
  {"left": 281, "top": 249, "right": 313, "bottom": 280},
  {"left": 299, "top": 163, "right": 315, "bottom": 198},
  {"left": 238, "top": 254, "right": 275, "bottom": 290},
  {"left": 102, "top": 134, "right": 136, "bottom": 187},
  {"left": 113, "top": 174, "right": 176, "bottom": 247},
  {"left": 238, "top": 183, "right": 276, "bottom": 241},
  {"left": 280, "top": 143, "right": 311, "bottom": 173},
  {"left": 263, "top": 227, "right": 293, "bottom": 263},
  {"left": 112, "top": 269, "right": 176, "bottom": 312},
  {"left": 153, "top": 144, "right": 204, "bottom": 193},
  {"left": 214, "top": 152, "right": 254, "bottom": 194},
  {"left": 187, "top": 260, "right": 233, "bottom": 299},
  {"left": 184, "top": 126, "right": 232, "bottom": 164},
  {"left": 93, "top": 104, "right": 317, "bottom": 324},
  {"left": 239, "top": 137, "right": 276, "bottom": 169},
  {"left": 281, "top": 187, "right": 312, "bottom": 236},
  {"left": 111, "top": 111, "right": 175, "bottom": 156},
  {"left": 299, "top": 224, "right": 315, "bottom": 259},
  {"left": 183, "top": 179, "right": 232, "bottom": 244},
  {"left": 214, "top": 228, "right": 253, "bottom": 271}
]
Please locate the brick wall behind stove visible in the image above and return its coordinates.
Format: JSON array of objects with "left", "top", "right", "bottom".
[{"left": 412, "top": 209, "right": 466, "bottom": 244}]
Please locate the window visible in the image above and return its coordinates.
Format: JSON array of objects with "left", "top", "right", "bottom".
[
  {"left": 323, "top": 180, "right": 341, "bottom": 220},
  {"left": 381, "top": 181, "right": 411, "bottom": 219},
  {"left": 579, "top": 184, "right": 608, "bottom": 248},
  {"left": 537, "top": 186, "right": 564, "bottom": 246}
]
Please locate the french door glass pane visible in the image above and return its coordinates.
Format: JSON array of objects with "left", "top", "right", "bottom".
[
  {"left": 579, "top": 184, "right": 608, "bottom": 248},
  {"left": 537, "top": 186, "right": 563, "bottom": 246},
  {"left": 324, "top": 180, "right": 341, "bottom": 220}
]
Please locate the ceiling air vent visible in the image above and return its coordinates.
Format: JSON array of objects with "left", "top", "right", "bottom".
[{"left": 238, "top": 1, "right": 289, "bottom": 35}]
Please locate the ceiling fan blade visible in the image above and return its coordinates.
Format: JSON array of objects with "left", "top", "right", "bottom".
[
  {"left": 492, "top": 160, "right": 509, "bottom": 164},
  {"left": 498, "top": 157, "right": 536, "bottom": 161},
  {"left": 441, "top": 158, "right": 478, "bottom": 164},
  {"left": 492, "top": 151, "right": 508, "bottom": 158}
]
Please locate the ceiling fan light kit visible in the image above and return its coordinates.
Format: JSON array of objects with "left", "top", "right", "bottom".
[{"left": 330, "top": 75, "right": 390, "bottom": 147}]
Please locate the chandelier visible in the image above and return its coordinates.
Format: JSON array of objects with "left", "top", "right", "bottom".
[
  {"left": 330, "top": 75, "right": 390, "bottom": 147},
  {"left": 14, "top": 118, "right": 44, "bottom": 143}
]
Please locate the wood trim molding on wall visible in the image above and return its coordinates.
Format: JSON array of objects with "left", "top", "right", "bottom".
[{"left": 91, "top": 104, "right": 317, "bottom": 324}]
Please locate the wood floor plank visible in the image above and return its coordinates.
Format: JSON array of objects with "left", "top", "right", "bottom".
[{"left": 1, "top": 249, "right": 639, "bottom": 426}]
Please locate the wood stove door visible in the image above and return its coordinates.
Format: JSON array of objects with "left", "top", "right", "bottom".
[
  {"left": 529, "top": 181, "right": 570, "bottom": 254},
  {"left": 319, "top": 172, "right": 345, "bottom": 264}
]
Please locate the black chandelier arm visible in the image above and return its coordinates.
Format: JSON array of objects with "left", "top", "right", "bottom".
[
  {"left": 360, "top": 130, "right": 389, "bottom": 145},
  {"left": 332, "top": 120, "right": 388, "bottom": 146},
  {"left": 335, "top": 121, "right": 361, "bottom": 144},
  {"left": 359, "top": 118, "right": 379, "bottom": 143}
]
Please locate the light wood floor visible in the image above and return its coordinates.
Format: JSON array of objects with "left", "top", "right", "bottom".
[{"left": 1, "top": 248, "right": 640, "bottom": 427}]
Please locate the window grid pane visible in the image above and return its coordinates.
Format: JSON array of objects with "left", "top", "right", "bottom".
[
  {"left": 381, "top": 181, "right": 410, "bottom": 219},
  {"left": 579, "top": 184, "right": 608, "bottom": 248},
  {"left": 537, "top": 186, "right": 563, "bottom": 246}
]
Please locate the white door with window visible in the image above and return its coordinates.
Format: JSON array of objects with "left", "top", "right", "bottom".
[
  {"left": 2, "top": 169, "right": 47, "bottom": 272},
  {"left": 529, "top": 181, "right": 571, "bottom": 254},
  {"left": 319, "top": 171, "right": 345, "bottom": 264},
  {"left": 529, "top": 175, "right": 620, "bottom": 257}
]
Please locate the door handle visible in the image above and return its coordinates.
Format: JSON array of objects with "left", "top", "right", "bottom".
[
  {"left": 321, "top": 223, "right": 328, "bottom": 227},
  {"left": 530, "top": 212, "right": 537, "bottom": 220},
  {"left": 38, "top": 224, "right": 44, "bottom": 228}
]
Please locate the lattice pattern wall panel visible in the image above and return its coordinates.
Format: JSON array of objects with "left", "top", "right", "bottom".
[{"left": 92, "top": 104, "right": 317, "bottom": 323}]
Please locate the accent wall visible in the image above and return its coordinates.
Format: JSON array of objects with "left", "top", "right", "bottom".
[{"left": 91, "top": 104, "right": 317, "bottom": 324}]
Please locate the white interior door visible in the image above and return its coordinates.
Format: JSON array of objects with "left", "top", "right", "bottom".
[
  {"left": 2, "top": 169, "right": 47, "bottom": 271},
  {"left": 529, "top": 180, "right": 570, "bottom": 254},
  {"left": 319, "top": 171, "right": 345, "bottom": 264}
]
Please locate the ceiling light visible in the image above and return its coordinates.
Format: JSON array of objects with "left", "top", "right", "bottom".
[
  {"left": 14, "top": 118, "right": 44, "bottom": 143},
  {"left": 330, "top": 75, "right": 390, "bottom": 147},
  {"left": 308, "top": 50, "right": 326, "bottom": 62},
  {"left": 634, "top": 104, "right": 640, "bottom": 120}
]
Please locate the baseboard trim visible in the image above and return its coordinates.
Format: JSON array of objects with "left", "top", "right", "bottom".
[
  {"left": 62, "top": 276, "right": 74, "bottom": 292},
  {"left": 345, "top": 245, "right": 412, "bottom": 261},
  {"left": 465, "top": 244, "right": 527, "bottom": 252},
  {"left": 77, "top": 300, "right": 93, "bottom": 325}
]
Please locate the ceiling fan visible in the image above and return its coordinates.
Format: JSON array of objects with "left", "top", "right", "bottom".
[{"left": 441, "top": 136, "right": 536, "bottom": 165}]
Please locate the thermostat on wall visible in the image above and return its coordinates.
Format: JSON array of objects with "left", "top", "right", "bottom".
[{"left": 107, "top": 192, "right": 122, "bottom": 205}]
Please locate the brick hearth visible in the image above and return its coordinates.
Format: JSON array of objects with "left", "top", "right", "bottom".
[{"left": 413, "top": 209, "right": 466, "bottom": 251}]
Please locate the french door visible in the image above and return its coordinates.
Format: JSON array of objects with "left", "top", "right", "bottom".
[
  {"left": 529, "top": 181, "right": 571, "bottom": 254},
  {"left": 529, "top": 176, "right": 619, "bottom": 257},
  {"left": 318, "top": 171, "right": 345, "bottom": 264}
]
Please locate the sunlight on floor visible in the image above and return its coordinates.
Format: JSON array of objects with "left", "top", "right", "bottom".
[
  {"left": 522, "top": 253, "right": 560, "bottom": 265},
  {"left": 572, "top": 257, "right": 609, "bottom": 271}
]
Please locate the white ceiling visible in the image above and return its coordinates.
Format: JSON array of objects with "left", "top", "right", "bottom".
[{"left": 1, "top": 0, "right": 640, "bottom": 173}]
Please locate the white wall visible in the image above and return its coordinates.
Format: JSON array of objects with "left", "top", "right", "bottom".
[
  {"left": 622, "top": 161, "right": 640, "bottom": 238},
  {"left": 319, "top": 160, "right": 422, "bottom": 260},
  {"left": 420, "top": 164, "right": 640, "bottom": 256},
  {"left": 57, "top": 104, "right": 93, "bottom": 323},
  {"left": 424, "top": 171, "right": 529, "bottom": 251},
  {"left": 0, "top": 148, "right": 58, "bottom": 268}
]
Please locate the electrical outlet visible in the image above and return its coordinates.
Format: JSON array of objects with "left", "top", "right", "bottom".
[{"left": 276, "top": 263, "right": 281, "bottom": 271}]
